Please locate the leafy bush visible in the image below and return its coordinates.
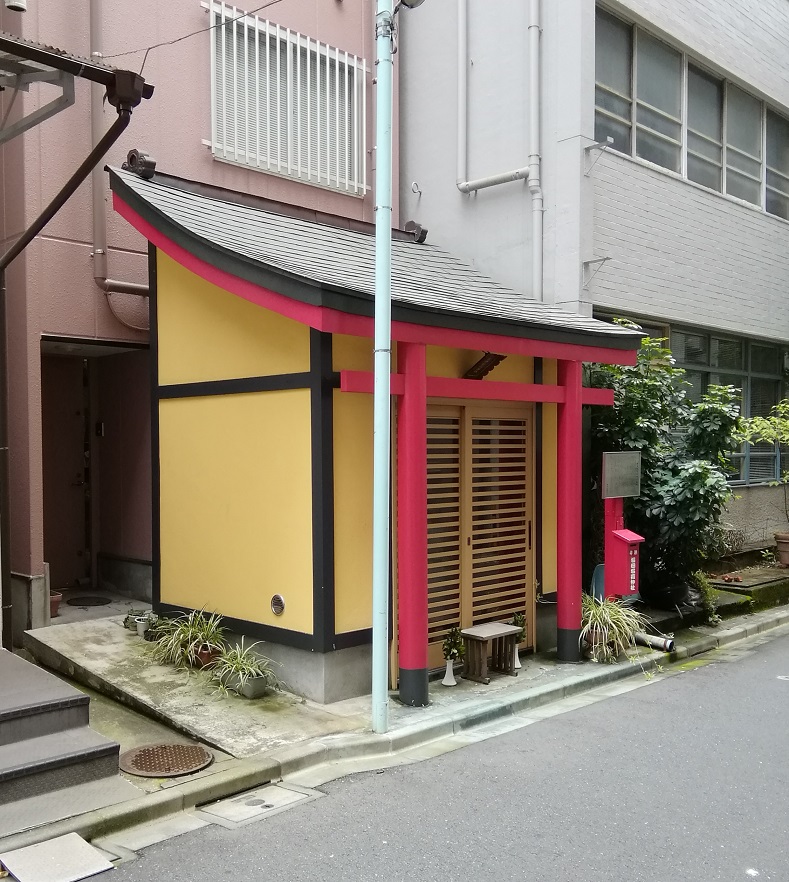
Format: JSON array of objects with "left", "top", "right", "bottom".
[{"left": 590, "top": 328, "right": 741, "bottom": 600}]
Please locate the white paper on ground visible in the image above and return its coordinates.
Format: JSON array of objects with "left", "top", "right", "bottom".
[{"left": 0, "top": 832, "right": 113, "bottom": 882}]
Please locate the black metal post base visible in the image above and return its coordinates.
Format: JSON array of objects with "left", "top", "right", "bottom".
[
  {"left": 397, "top": 667, "right": 429, "bottom": 707},
  {"left": 557, "top": 627, "right": 582, "bottom": 663}
]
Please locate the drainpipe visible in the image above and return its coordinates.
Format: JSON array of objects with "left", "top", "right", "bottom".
[
  {"left": 90, "top": 0, "right": 148, "bottom": 299},
  {"left": 0, "top": 102, "right": 139, "bottom": 649},
  {"left": 456, "top": 0, "right": 543, "bottom": 302}
]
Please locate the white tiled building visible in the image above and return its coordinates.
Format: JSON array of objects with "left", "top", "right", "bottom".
[{"left": 399, "top": 0, "right": 789, "bottom": 547}]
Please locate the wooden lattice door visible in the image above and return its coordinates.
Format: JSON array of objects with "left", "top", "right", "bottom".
[{"left": 426, "top": 403, "right": 534, "bottom": 670}]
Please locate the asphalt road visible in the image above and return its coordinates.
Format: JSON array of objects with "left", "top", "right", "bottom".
[{"left": 112, "top": 633, "right": 789, "bottom": 881}]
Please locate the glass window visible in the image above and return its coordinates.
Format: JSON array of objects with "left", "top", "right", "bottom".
[
  {"left": 710, "top": 337, "right": 744, "bottom": 370},
  {"left": 766, "top": 110, "right": 789, "bottom": 220},
  {"left": 687, "top": 66, "right": 722, "bottom": 191},
  {"left": 725, "top": 85, "right": 762, "bottom": 205},
  {"left": 751, "top": 344, "right": 780, "bottom": 375},
  {"left": 594, "top": 10, "right": 633, "bottom": 154},
  {"left": 667, "top": 328, "right": 784, "bottom": 484},
  {"left": 635, "top": 32, "right": 682, "bottom": 172},
  {"left": 671, "top": 330, "right": 708, "bottom": 365}
]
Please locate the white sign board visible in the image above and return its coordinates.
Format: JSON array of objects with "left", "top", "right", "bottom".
[{"left": 602, "top": 451, "right": 641, "bottom": 499}]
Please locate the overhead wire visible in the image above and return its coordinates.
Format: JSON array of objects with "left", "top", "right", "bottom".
[{"left": 102, "top": 0, "right": 287, "bottom": 75}]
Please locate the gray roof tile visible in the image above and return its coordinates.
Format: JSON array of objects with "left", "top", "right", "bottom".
[{"left": 109, "top": 167, "right": 641, "bottom": 351}]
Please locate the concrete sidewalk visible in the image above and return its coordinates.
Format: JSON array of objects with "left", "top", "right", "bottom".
[{"left": 4, "top": 600, "right": 788, "bottom": 853}]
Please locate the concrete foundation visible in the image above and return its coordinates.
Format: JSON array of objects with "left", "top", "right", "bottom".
[
  {"left": 97, "top": 555, "right": 152, "bottom": 604},
  {"left": 251, "top": 639, "right": 373, "bottom": 704},
  {"left": 11, "top": 572, "right": 49, "bottom": 648}
]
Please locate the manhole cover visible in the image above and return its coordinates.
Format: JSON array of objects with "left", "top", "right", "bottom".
[
  {"left": 119, "top": 743, "right": 213, "bottom": 778},
  {"left": 66, "top": 595, "right": 112, "bottom": 607}
]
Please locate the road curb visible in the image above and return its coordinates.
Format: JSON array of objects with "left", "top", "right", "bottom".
[{"left": 7, "top": 605, "right": 789, "bottom": 852}]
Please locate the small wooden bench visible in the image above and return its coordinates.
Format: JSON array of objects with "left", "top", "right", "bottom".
[{"left": 461, "top": 622, "right": 521, "bottom": 684}]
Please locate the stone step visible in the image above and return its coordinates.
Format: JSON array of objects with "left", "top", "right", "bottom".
[
  {"left": 0, "top": 727, "right": 119, "bottom": 805},
  {"left": 0, "top": 649, "right": 90, "bottom": 745}
]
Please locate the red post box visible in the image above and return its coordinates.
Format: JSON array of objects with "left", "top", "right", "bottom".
[
  {"left": 601, "top": 453, "right": 645, "bottom": 599},
  {"left": 607, "top": 527, "right": 644, "bottom": 596}
]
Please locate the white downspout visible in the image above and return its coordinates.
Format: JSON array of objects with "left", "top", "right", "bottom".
[
  {"left": 527, "top": 0, "right": 543, "bottom": 302},
  {"left": 456, "top": 0, "right": 543, "bottom": 301},
  {"left": 90, "top": 0, "right": 149, "bottom": 301}
]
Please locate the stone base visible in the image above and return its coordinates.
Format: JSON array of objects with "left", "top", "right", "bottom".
[
  {"left": 229, "top": 637, "right": 372, "bottom": 704},
  {"left": 11, "top": 572, "right": 49, "bottom": 648},
  {"left": 97, "top": 554, "right": 152, "bottom": 603}
]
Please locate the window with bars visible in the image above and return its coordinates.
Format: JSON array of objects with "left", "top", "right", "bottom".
[
  {"left": 671, "top": 329, "right": 787, "bottom": 484},
  {"left": 210, "top": 1, "right": 367, "bottom": 195},
  {"left": 594, "top": 8, "right": 789, "bottom": 222}
]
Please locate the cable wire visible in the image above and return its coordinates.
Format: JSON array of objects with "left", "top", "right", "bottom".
[{"left": 103, "top": 0, "right": 286, "bottom": 75}]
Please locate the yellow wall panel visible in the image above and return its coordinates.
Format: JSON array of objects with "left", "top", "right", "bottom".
[
  {"left": 159, "top": 389, "right": 314, "bottom": 633},
  {"left": 486, "top": 354, "right": 534, "bottom": 383},
  {"left": 333, "top": 391, "right": 373, "bottom": 633},
  {"left": 426, "top": 346, "right": 477, "bottom": 378},
  {"left": 332, "top": 334, "right": 373, "bottom": 372},
  {"left": 426, "top": 346, "right": 533, "bottom": 383},
  {"left": 541, "top": 359, "right": 558, "bottom": 594},
  {"left": 156, "top": 252, "right": 310, "bottom": 385}
]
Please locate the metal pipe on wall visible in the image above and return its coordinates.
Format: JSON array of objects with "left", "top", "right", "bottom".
[
  {"left": 455, "top": 0, "right": 544, "bottom": 302},
  {"left": 90, "top": 0, "right": 149, "bottom": 300}
]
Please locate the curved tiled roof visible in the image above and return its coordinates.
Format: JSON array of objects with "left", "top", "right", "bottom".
[{"left": 109, "top": 167, "right": 641, "bottom": 351}]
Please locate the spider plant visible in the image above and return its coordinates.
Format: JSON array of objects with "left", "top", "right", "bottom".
[
  {"left": 580, "top": 594, "right": 648, "bottom": 663},
  {"left": 149, "top": 609, "right": 226, "bottom": 668},
  {"left": 210, "top": 639, "right": 281, "bottom": 697}
]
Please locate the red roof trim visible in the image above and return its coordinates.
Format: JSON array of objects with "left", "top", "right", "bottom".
[{"left": 114, "top": 194, "right": 637, "bottom": 366}]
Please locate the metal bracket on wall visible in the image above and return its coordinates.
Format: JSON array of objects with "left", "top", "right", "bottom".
[
  {"left": 583, "top": 136, "right": 614, "bottom": 176},
  {"left": 582, "top": 256, "right": 611, "bottom": 290},
  {"left": 0, "top": 70, "right": 75, "bottom": 145}
]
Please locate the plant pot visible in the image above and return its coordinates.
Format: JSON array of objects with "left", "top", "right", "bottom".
[
  {"left": 49, "top": 591, "right": 62, "bottom": 619},
  {"left": 775, "top": 532, "right": 789, "bottom": 567},
  {"left": 195, "top": 646, "right": 220, "bottom": 668},
  {"left": 442, "top": 659, "right": 457, "bottom": 687},
  {"left": 221, "top": 671, "right": 271, "bottom": 699},
  {"left": 135, "top": 617, "right": 150, "bottom": 638},
  {"left": 513, "top": 643, "right": 521, "bottom": 670}
]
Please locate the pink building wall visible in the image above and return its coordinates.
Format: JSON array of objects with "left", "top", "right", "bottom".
[{"left": 0, "top": 0, "right": 395, "bottom": 592}]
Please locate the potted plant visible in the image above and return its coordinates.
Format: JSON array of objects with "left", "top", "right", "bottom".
[
  {"left": 49, "top": 591, "right": 63, "bottom": 618},
  {"left": 134, "top": 611, "right": 158, "bottom": 638},
  {"left": 149, "top": 609, "right": 226, "bottom": 669},
  {"left": 510, "top": 611, "right": 526, "bottom": 670},
  {"left": 123, "top": 608, "right": 149, "bottom": 631},
  {"left": 579, "top": 594, "right": 648, "bottom": 663},
  {"left": 441, "top": 627, "right": 465, "bottom": 686},
  {"left": 210, "top": 639, "right": 281, "bottom": 698}
]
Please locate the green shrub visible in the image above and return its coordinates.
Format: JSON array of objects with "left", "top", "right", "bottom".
[{"left": 590, "top": 327, "right": 741, "bottom": 598}]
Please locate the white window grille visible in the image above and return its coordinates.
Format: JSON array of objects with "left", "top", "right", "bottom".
[{"left": 209, "top": 1, "right": 367, "bottom": 195}]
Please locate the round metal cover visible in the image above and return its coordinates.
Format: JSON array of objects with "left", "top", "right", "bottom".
[
  {"left": 119, "top": 743, "right": 214, "bottom": 778},
  {"left": 66, "top": 595, "right": 112, "bottom": 607}
]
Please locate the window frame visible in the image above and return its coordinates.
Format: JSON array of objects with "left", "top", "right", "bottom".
[
  {"left": 594, "top": 7, "right": 789, "bottom": 222},
  {"left": 209, "top": 0, "right": 368, "bottom": 196}
]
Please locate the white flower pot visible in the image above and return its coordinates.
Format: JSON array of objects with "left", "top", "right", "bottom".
[
  {"left": 513, "top": 643, "right": 521, "bottom": 670},
  {"left": 135, "top": 617, "right": 150, "bottom": 638},
  {"left": 442, "top": 659, "right": 457, "bottom": 687}
]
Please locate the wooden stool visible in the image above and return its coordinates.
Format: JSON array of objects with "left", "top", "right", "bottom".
[{"left": 461, "top": 622, "right": 521, "bottom": 684}]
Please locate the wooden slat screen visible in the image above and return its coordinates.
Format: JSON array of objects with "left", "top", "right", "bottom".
[
  {"left": 470, "top": 417, "right": 529, "bottom": 626},
  {"left": 426, "top": 411, "right": 462, "bottom": 651}
]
